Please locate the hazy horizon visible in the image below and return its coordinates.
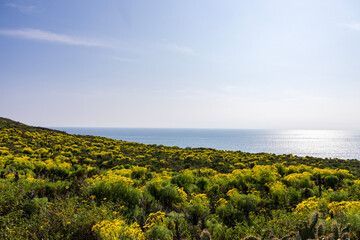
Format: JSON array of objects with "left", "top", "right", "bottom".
[
  {"left": 53, "top": 126, "right": 360, "bottom": 131},
  {"left": 1, "top": 0, "right": 360, "bottom": 129}
]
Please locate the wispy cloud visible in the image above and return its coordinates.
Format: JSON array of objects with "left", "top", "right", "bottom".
[
  {"left": 167, "top": 43, "right": 198, "bottom": 56},
  {"left": 108, "top": 56, "right": 137, "bottom": 62},
  {"left": 5, "top": 3, "right": 38, "bottom": 14},
  {"left": 340, "top": 23, "right": 360, "bottom": 31},
  {"left": 0, "top": 28, "right": 106, "bottom": 47}
]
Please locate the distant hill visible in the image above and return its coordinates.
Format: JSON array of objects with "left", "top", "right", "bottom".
[{"left": 0, "top": 117, "right": 66, "bottom": 134}]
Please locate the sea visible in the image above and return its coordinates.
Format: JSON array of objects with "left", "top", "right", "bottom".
[{"left": 53, "top": 128, "right": 360, "bottom": 160}]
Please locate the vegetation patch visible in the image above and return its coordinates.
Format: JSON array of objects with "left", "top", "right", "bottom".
[{"left": 1, "top": 117, "right": 360, "bottom": 239}]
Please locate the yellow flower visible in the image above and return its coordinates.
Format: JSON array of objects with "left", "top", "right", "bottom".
[
  {"left": 144, "top": 211, "right": 167, "bottom": 230},
  {"left": 226, "top": 188, "right": 239, "bottom": 198},
  {"left": 294, "top": 196, "right": 323, "bottom": 216},
  {"left": 65, "top": 186, "right": 69, "bottom": 189},
  {"left": 92, "top": 219, "right": 145, "bottom": 240},
  {"left": 326, "top": 217, "right": 331, "bottom": 221},
  {"left": 328, "top": 201, "right": 360, "bottom": 216},
  {"left": 90, "top": 195, "right": 96, "bottom": 199}
]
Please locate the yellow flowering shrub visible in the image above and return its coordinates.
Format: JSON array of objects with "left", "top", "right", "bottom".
[
  {"left": 6, "top": 172, "right": 15, "bottom": 180},
  {"left": 144, "top": 211, "right": 167, "bottom": 230},
  {"left": 232, "top": 169, "right": 252, "bottom": 181},
  {"left": 174, "top": 186, "right": 187, "bottom": 202},
  {"left": 22, "top": 147, "right": 34, "bottom": 154},
  {"left": 198, "top": 167, "right": 218, "bottom": 176},
  {"left": 227, "top": 188, "right": 239, "bottom": 198},
  {"left": 25, "top": 175, "right": 45, "bottom": 183},
  {"left": 12, "top": 156, "right": 34, "bottom": 170},
  {"left": 284, "top": 172, "right": 313, "bottom": 188},
  {"left": 251, "top": 165, "right": 280, "bottom": 185},
  {"left": 313, "top": 168, "right": 352, "bottom": 179},
  {"left": 294, "top": 197, "right": 327, "bottom": 216},
  {"left": 0, "top": 147, "right": 10, "bottom": 156},
  {"left": 328, "top": 201, "right": 360, "bottom": 217},
  {"left": 92, "top": 219, "right": 145, "bottom": 240},
  {"left": 285, "top": 164, "right": 312, "bottom": 174},
  {"left": 187, "top": 193, "right": 210, "bottom": 223},
  {"left": 87, "top": 170, "right": 134, "bottom": 186},
  {"left": 131, "top": 166, "right": 148, "bottom": 180},
  {"left": 85, "top": 169, "right": 141, "bottom": 208},
  {"left": 190, "top": 193, "right": 209, "bottom": 205},
  {"left": 268, "top": 181, "right": 288, "bottom": 206},
  {"left": 215, "top": 197, "right": 227, "bottom": 206}
]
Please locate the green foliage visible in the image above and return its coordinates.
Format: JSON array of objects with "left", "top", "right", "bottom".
[
  {"left": 187, "top": 193, "right": 210, "bottom": 225},
  {"left": 23, "top": 197, "right": 48, "bottom": 216},
  {"left": 158, "top": 185, "right": 184, "bottom": 208},
  {"left": 205, "top": 217, "right": 226, "bottom": 240},
  {"left": 269, "top": 181, "right": 288, "bottom": 207},
  {"left": 167, "top": 211, "right": 189, "bottom": 239},
  {"left": 216, "top": 201, "right": 241, "bottom": 227},
  {"left": 347, "top": 213, "right": 360, "bottom": 239},
  {"left": 148, "top": 225, "right": 173, "bottom": 240},
  {"left": 324, "top": 175, "right": 339, "bottom": 189},
  {"left": 86, "top": 180, "right": 141, "bottom": 209},
  {"left": 196, "top": 177, "right": 209, "bottom": 191},
  {"left": 228, "top": 192, "right": 260, "bottom": 224},
  {"left": 329, "top": 191, "right": 349, "bottom": 202},
  {"left": 171, "top": 170, "right": 195, "bottom": 193},
  {"left": 1, "top": 117, "right": 360, "bottom": 239},
  {"left": 0, "top": 180, "right": 25, "bottom": 215}
]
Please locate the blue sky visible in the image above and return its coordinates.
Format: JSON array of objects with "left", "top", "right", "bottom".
[{"left": 1, "top": 0, "right": 360, "bottom": 129}]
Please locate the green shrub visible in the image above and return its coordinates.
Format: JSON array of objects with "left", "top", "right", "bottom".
[
  {"left": 347, "top": 213, "right": 360, "bottom": 239},
  {"left": 329, "top": 191, "right": 349, "bottom": 202},
  {"left": 148, "top": 224, "right": 173, "bottom": 240},
  {"left": 158, "top": 185, "right": 183, "bottom": 208},
  {"left": 196, "top": 177, "right": 209, "bottom": 191},
  {"left": 86, "top": 181, "right": 141, "bottom": 209},
  {"left": 324, "top": 175, "right": 339, "bottom": 189},
  {"left": 171, "top": 171, "right": 194, "bottom": 193},
  {"left": 23, "top": 197, "right": 48, "bottom": 216}
]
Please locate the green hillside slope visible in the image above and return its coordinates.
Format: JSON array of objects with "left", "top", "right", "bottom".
[{"left": 1, "top": 117, "right": 360, "bottom": 239}]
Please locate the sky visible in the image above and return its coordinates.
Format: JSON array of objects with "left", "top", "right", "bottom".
[{"left": 0, "top": 0, "right": 360, "bottom": 129}]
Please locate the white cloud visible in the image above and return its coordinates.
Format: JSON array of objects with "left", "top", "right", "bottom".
[
  {"left": 340, "top": 23, "right": 360, "bottom": 31},
  {"left": 5, "top": 3, "right": 38, "bottom": 14},
  {"left": 0, "top": 28, "right": 106, "bottom": 47}
]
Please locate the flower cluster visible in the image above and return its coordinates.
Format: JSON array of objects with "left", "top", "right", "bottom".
[
  {"left": 328, "top": 201, "right": 360, "bottom": 216},
  {"left": 92, "top": 219, "right": 145, "bottom": 240}
]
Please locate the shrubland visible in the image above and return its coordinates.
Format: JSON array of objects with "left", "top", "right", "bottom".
[{"left": 1, "top": 117, "right": 360, "bottom": 239}]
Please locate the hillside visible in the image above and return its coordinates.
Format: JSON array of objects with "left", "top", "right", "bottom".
[{"left": 1, "top": 117, "right": 360, "bottom": 239}]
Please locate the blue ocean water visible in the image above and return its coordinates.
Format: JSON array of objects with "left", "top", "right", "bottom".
[{"left": 54, "top": 128, "right": 360, "bottom": 160}]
